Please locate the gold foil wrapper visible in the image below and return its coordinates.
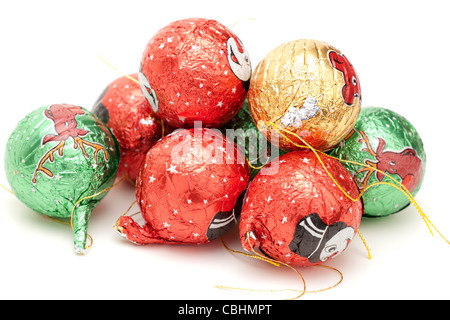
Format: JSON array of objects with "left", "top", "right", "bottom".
[{"left": 248, "top": 39, "right": 361, "bottom": 151}]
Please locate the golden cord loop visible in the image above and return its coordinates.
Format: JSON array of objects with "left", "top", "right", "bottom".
[
  {"left": 220, "top": 234, "right": 281, "bottom": 267},
  {"left": 113, "top": 199, "right": 138, "bottom": 231},
  {"left": 245, "top": 152, "right": 272, "bottom": 170},
  {"left": 69, "top": 175, "right": 127, "bottom": 253},
  {"left": 1, "top": 178, "right": 124, "bottom": 252},
  {"left": 44, "top": 215, "right": 94, "bottom": 251},
  {"left": 70, "top": 175, "right": 127, "bottom": 229},
  {"left": 216, "top": 233, "right": 344, "bottom": 300}
]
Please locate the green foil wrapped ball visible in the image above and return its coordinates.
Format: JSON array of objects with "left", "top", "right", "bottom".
[
  {"left": 221, "top": 99, "right": 286, "bottom": 179},
  {"left": 4, "top": 104, "right": 120, "bottom": 253},
  {"left": 329, "top": 106, "right": 426, "bottom": 217}
]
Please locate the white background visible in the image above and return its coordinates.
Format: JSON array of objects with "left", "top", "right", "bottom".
[{"left": 1, "top": 0, "right": 449, "bottom": 300}]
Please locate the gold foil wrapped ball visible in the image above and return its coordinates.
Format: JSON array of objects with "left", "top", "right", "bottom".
[{"left": 248, "top": 39, "right": 361, "bottom": 151}]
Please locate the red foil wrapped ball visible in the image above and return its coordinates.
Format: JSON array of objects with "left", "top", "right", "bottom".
[
  {"left": 240, "top": 150, "right": 363, "bottom": 267},
  {"left": 139, "top": 18, "right": 252, "bottom": 128},
  {"left": 92, "top": 73, "right": 164, "bottom": 182},
  {"left": 116, "top": 128, "right": 250, "bottom": 245}
]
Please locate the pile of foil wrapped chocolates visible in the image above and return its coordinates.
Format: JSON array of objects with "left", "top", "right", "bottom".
[{"left": 4, "top": 18, "right": 426, "bottom": 272}]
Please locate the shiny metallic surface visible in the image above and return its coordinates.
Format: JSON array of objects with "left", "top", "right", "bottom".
[
  {"left": 329, "top": 106, "right": 426, "bottom": 217},
  {"left": 117, "top": 128, "right": 250, "bottom": 245},
  {"left": 4, "top": 104, "right": 119, "bottom": 252},
  {"left": 240, "top": 150, "right": 363, "bottom": 266},
  {"left": 248, "top": 39, "right": 361, "bottom": 151},
  {"left": 139, "top": 18, "right": 251, "bottom": 128},
  {"left": 92, "top": 73, "right": 163, "bottom": 183}
]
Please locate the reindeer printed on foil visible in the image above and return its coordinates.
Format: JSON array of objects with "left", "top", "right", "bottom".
[
  {"left": 32, "top": 104, "right": 108, "bottom": 184},
  {"left": 357, "top": 131, "right": 423, "bottom": 191},
  {"left": 328, "top": 51, "right": 361, "bottom": 105}
]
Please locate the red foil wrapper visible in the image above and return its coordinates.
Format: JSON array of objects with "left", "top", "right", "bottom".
[
  {"left": 117, "top": 128, "right": 250, "bottom": 245},
  {"left": 139, "top": 18, "right": 251, "bottom": 128},
  {"left": 92, "top": 73, "right": 164, "bottom": 182},
  {"left": 240, "top": 150, "right": 363, "bottom": 267}
]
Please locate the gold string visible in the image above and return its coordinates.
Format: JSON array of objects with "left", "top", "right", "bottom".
[
  {"left": 220, "top": 235, "right": 281, "bottom": 267},
  {"left": 269, "top": 123, "right": 362, "bottom": 202},
  {"left": 113, "top": 199, "right": 138, "bottom": 231},
  {"left": 0, "top": 183, "right": 14, "bottom": 195},
  {"left": 0, "top": 182, "right": 97, "bottom": 251},
  {"left": 45, "top": 215, "right": 94, "bottom": 251},
  {"left": 159, "top": 118, "right": 166, "bottom": 137},
  {"left": 245, "top": 152, "right": 271, "bottom": 170},
  {"left": 248, "top": 237, "right": 343, "bottom": 296},
  {"left": 70, "top": 175, "right": 127, "bottom": 253},
  {"left": 123, "top": 174, "right": 136, "bottom": 186},
  {"left": 97, "top": 55, "right": 140, "bottom": 85},
  {"left": 217, "top": 235, "right": 305, "bottom": 299},
  {"left": 357, "top": 229, "right": 372, "bottom": 259},
  {"left": 71, "top": 175, "right": 127, "bottom": 228},
  {"left": 307, "top": 265, "right": 343, "bottom": 294},
  {"left": 216, "top": 233, "right": 344, "bottom": 300},
  {"left": 266, "top": 122, "right": 449, "bottom": 245}
]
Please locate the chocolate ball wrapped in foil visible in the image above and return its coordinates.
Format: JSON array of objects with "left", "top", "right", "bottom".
[
  {"left": 248, "top": 39, "right": 361, "bottom": 152},
  {"left": 92, "top": 73, "right": 164, "bottom": 183},
  {"left": 240, "top": 150, "right": 363, "bottom": 267},
  {"left": 4, "top": 104, "right": 119, "bottom": 253},
  {"left": 116, "top": 128, "right": 250, "bottom": 245},
  {"left": 139, "top": 18, "right": 252, "bottom": 128},
  {"left": 329, "top": 106, "right": 426, "bottom": 217}
]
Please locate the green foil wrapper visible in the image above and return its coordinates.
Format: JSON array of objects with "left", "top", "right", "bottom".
[
  {"left": 4, "top": 104, "right": 120, "bottom": 253},
  {"left": 329, "top": 106, "right": 426, "bottom": 217},
  {"left": 221, "top": 99, "right": 286, "bottom": 179}
]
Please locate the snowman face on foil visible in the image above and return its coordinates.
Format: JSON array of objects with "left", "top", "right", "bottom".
[
  {"left": 139, "top": 63, "right": 159, "bottom": 113},
  {"left": 289, "top": 213, "right": 355, "bottom": 263},
  {"left": 227, "top": 36, "right": 251, "bottom": 88}
]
